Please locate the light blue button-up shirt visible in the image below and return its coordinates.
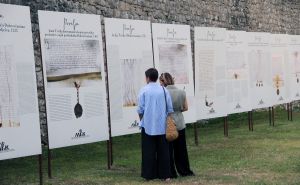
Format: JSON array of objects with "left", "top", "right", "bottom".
[{"left": 137, "top": 82, "right": 174, "bottom": 136}]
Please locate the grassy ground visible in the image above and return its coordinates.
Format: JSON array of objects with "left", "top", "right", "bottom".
[{"left": 1, "top": 108, "right": 300, "bottom": 185}]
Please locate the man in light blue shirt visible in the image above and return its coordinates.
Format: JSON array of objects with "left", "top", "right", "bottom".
[{"left": 137, "top": 68, "right": 173, "bottom": 181}]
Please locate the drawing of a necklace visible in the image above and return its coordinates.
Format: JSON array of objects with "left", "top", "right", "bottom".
[
  {"left": 273, "top": 75, "right": 282, "bottom": 95},
  {"left": 74, "top": 81, "right": 83, "bottom": 118},
  {"left": 255, "top": 50, "right": 264, "bottom": 87},
  {"left": 205, "top": 95, "right": 213, "bottom": 107},
  {"left": 294, "top": 52, "right": 300, "bottom": 83}
]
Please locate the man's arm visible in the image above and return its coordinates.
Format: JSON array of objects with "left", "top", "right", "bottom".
[{"left": 137, "top": 89, "right": 145, "bottom": 120}]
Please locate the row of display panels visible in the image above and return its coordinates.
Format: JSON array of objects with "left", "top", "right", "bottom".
[{"left": 1, "top": 3, "right": 300, "bottom": 161}]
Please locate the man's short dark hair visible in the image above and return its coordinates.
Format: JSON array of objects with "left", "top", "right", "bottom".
[{"left": 145, "top": 68, "right": 158, "bottom": 82}]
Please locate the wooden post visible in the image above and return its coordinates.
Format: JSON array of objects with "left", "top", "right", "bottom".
[
  {"left": 107, "top": 140, "right": 111, "bottom": 169},
  {"left": 272, "top": 107, "right": 275, "bottom": 127},
  {"left": 110, "top": 137, "right": 113, "bottom": 166},
  {"left": 248, "top": 111, "right": 251, "bottom": 131},
  {"left": 287, "top": 103, "right": 290, "bottom": 121},
  {"left": 226, "top": 117, "right": 229, "bottom": 136},
  {"left": 103, "top": 31, "right": 113, "bottom": 169},
  {"left": 251, "top": 111, "right": 254, "bottom": 131},
  {"left": 224, "top": 117, "right": 228, "bottom": 137},
  {"left": 223, "top": 117, "right": 226, "bottom": 136},
  {"left": 251, "top": 110, "right": 254, "bottom": 131},
  {"left": 290, "top": 102, "right": 293, "bottom": 121},
  {"left": 194, "top": 122, "right": 199, "bottom": 146},
  {"left": 268, "top": 107, "right": 272, "bottom": 126},
  {"left": 38, "top": 32, "right": 52, "bottom": 179}
]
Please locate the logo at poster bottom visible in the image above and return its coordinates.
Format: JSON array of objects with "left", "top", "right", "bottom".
[
  {"left": 0, "top": 141, "right": 14, "bottom": 153},
  {"left": 235, "top": 103, "right": 241, "bottom": 109},
  {"left": 129, "top": 120, "right": 139, "bottom": 129},
  {"left": 71, "top": 129, "right": 89, "bottom": 140},
  {"left": 258, "top": 99, "right": 264, "bottom": 105},
  {"left": 208, "top": 108, "right": 215, "bottom": 114}
]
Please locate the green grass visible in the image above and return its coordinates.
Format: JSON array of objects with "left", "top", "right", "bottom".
[{"left": 1, "top": 108, "right": 300, "bottom": 185}]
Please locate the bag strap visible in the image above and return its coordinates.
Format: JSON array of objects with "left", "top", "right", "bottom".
[{"left": 162, "top": 86, "right": 168, "bottom": 116}]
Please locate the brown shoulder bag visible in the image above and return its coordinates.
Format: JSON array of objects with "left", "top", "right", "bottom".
[{"left": 163, "top": 87, "right": 178, "bottom": 142}]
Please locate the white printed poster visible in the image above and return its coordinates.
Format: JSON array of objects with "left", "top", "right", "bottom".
[
  {"left": 152, "top": 23, "right": 196, "bottom": 123},
  {"left": 247, "top": 32, "right": 275, "bottom": 109},
  {"left": 287, "top": 35, "right": 300, "bottom": 101},
  {"left": 270, "top": 34, "right": 289, "bottom": 105},
  {"left": 225, "top": 30, "right": 251, "bottom": 114},
  {"left": 0, "top": 4, "right": 41, "bottom": 160},
  {"left": 182, "top": 96, "right": 197, "bottom": 124},
  {"left": 38, "top": 11, "right": 109, "bottom": 149},
  {"left": 104, "top": 18, "right": 154, "bottom": 136},
  {"left": 194, "top": 27, "right": 227, "bottom": 120}
]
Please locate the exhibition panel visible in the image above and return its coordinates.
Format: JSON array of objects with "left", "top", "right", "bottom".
[
  {"left": 270, "top": 34, "right": 290, "bottom": 105},
  {"left": 152, "top": 23, "right": 196, "bottom": 123},
  {"left": 287, "top": 35, "right": 300, "bottom": 101},
  {"left": 194, "top": 27, "right": 228, "bottom": 120},
  {"left": 38, "top": 11, "right": 109, "bottom": 149},
  {"left": 247, "top": 32, "right": 274, "bottom": 109},
  {"left": 104, "top": 18, "right": 154, "bottom": 136},
  {"left": 225, "top": 30, "right": 251, "bottom": 114},
  {"left": 0, "top": 4, "right": 41, "bottom": 160}
]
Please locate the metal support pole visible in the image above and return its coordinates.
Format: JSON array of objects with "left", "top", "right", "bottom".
[
  {"left": 224, "top": 117, "right": 227, "bottom": 136},
  {"left": 110, "top": 137, "right": 113, "bottom": 165},
  {"left": 224, "top": 117, "right": 228, "bottom": 137},
  {"left": 251, "top": 111, "right": 254, "bottom": 131},
  {"left": 47, "top": 147, "right": 52, "bottom": 178},
  {"left": 226, "top": 117, "right": 229, "bottom": 136},
  {"left": 287, "top": 103, "right": 290, "bottom": 121},
  {"left": 107, "top": 140, "right": 112, "bottom": 169},
  {"left": 269, "top": 107, "right": 272, "bottom": 126},
  {"left": 290, "top": 102, "right": 293, "bottom": 121},
  {"left": 248, "top": 111, "right": 251, "bottom": 131},
  {"left": 194, "top": 122, "right": 199, "bottom": 146},
  {"left": 38, "top": 154, "right": 43, "bottom": 185},
  {"left": 272, "top": 107, "right": 275, "bottom": 127}
]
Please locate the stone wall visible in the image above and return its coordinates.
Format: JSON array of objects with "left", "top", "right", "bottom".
[{"left": 0, "top": 0, "right": 299, "bottom": 142}]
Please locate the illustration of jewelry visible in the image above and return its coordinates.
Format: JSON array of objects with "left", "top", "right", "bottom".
[
  {"left": 74, "top": 81, "right": 83, "bottom": 118},
  {"left": 273, "top": 75, "right": 283, "bottom": 95},
  {"left": 294, "top": 52, "right": 300, "bottom": 83},
  {"left": 233, "top": 73, "right": 239, "bottom": 79},
  {"left": 0, "top": 106, "right": 2, "bottom": 128},
  {"left": 122, "top": 59, "right": 138, "bottom": 106},
  {"left": 296, "top": 73, "right": 300, "bottom": 83},
  {"left": 205, "top": 95, "right": 213, "bottom": 107},
  {"left": 255, "top": 50, "right": 264, "bottom": 87}
]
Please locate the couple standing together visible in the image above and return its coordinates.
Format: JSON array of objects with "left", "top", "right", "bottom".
[{"left": 137, "top": 68, "right": 194, "bottom": 181}]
